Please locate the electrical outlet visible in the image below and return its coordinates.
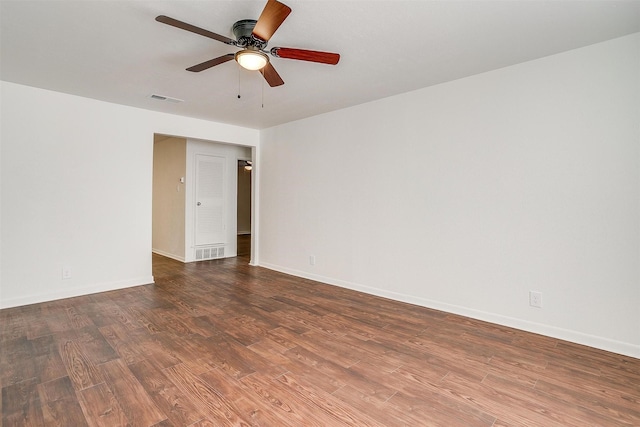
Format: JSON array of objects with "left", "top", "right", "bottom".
[
  {"left": 309, "top": 255, "right": 316, "bottom": 266},
  {"left": 62, "top": 267, "right": 72, "bottom": 280},
  {"left": 529, "top": 291, "right": 542, "bottom": 308}
]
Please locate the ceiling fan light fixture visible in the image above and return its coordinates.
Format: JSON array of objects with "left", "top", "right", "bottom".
[
  {"left": 235, "top": 50, "right": 268, "bottom": 70},
  {"left": 156, "top": 0, "right": 340, "bottom": 88}
]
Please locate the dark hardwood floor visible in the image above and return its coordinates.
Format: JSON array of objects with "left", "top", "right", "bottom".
[
  {"left": 1, "top": 249, "right": 639, "bottom": 426},
  {"left": 237, "top": 234, "right": 251, "bottom": 258}
]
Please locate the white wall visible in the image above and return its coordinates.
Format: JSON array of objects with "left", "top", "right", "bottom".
[
  {"left": 0, "top": 81, "right": 258, "bottom": 308},
  {"left": 152, "top": 136, "right": 187, "bottom": 261},
  {"left": 259, "top": 34, "right": 640, "bottom": 357},
  {"left": 184, "top": 139, "right": 251, "bottom": 262}
]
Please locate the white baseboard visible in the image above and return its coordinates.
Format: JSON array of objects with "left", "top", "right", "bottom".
[
  {"left": 152, "top": 248, "right": 185, "bottom": 262},
  {"left": 0, "top": 276, "right": 155, "bottom": 309},
  {"left": 258, "top": 261, "right": 640, "bottom": 359}
]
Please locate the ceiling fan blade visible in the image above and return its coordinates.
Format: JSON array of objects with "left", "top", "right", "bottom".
[
  {"left": 271, "top": 47, "right": 340, "bottom": 65},
  {"left": 156, "top": 15, "right": 236, "bottom": 45},
  {"left": 252, "top": 0, "right": 292, "bottom": 42},
  {"left": 260, "top": 62, "right": 285, "bottom": 87},
  {"left": 186, "top": 54, "right": 235, "bottom": 72}
]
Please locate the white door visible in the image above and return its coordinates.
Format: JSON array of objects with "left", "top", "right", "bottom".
[{"left": 195, "top": 155, "right": 225, "bottom": 246}]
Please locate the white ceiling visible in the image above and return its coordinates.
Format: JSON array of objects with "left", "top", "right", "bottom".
[{"left": 2, "top": 1, "right": 639, "bottom": 129}]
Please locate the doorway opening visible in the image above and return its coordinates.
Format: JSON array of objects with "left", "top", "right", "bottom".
[
  {"left": 152, "top": 134, "right": 254, "bottom": 263},
  {"left": 237, "top": 159, "right": 252, "bottom": 259}
]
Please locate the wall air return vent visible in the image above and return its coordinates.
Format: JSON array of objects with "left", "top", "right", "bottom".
[
  {"left": 149, "top": 94, "right": 184, "bottom": 103},
  {"left": 195, "top": 245, "right": 225, "bottom": 261}
]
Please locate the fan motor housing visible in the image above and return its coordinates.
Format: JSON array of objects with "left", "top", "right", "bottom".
[
  {"left": 232, "top": 19, "right": 256, "bottom": 39},
  {"left": 233, "top": 19, "right": 266, "bottom": 49}
]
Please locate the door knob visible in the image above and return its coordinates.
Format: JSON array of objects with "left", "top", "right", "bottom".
[{"left": 197, "top": 202, "right": 201, "bottom": 206}]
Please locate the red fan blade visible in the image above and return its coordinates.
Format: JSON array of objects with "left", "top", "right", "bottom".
[
  {"left": 260, "top": 62, "right": 285, "bottom": 87},
  {"left": 271, "top": 47, "right": 340, "bottom": 65},
  {"left": 156, "top": 15, "right": 235, "bottom": 45},
  {"left": 186, "top": 54, "right": 235, "bottom": 72},
  {"left": 252, "top": 0, "right": 291, "bottom": 42}
]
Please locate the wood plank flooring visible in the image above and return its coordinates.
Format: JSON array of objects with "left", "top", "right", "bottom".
[{"left": 2, "top": 249, "right": 639, "bottom": 426}]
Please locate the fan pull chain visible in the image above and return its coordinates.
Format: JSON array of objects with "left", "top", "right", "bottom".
[
  {"left": 261, "top": 77, "right": 265, "bottom": 108},
  {"left": 237, "top": 66, "right": 241, "bottom": 99}
]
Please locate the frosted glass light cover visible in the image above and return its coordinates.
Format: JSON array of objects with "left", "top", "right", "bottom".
[{"left": 235, "top": 51, "right": 268, "bottom": 70}]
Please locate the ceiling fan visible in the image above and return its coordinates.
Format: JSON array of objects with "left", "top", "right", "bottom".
[{"left": 156, "top": 0, "right": 340, "bottom": 87}]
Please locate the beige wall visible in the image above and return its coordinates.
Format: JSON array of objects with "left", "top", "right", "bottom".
[{"left": 152, "top": 136, "right": 187, "bottom": 261}]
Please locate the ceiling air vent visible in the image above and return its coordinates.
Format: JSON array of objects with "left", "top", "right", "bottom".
[{"left": 149, "top": 94, "right": 183, "bottom": 103}]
